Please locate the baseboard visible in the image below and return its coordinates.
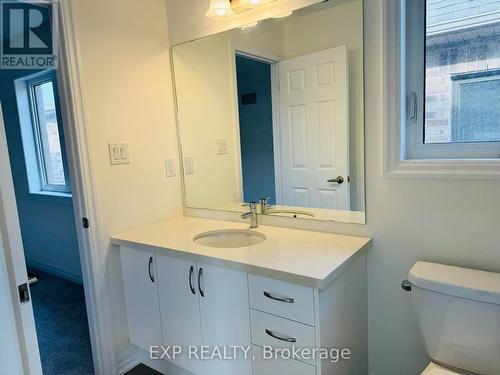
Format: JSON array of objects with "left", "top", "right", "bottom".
[
  {"left": 26, "top": 258, "right": 83, "bottom": 285},
  {"left": 118, "top": 346, "right": 142, "bottom": 375},
  {"left": 119, "top": 345, "right": 193, "bottom": 375}
]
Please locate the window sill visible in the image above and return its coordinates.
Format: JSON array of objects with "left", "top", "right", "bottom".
[
  {"left": 28, "top": 190, "right": 73, "bottom": 204},
  {"left": 385, "top": 158, "right": 500, "bottom": 180}
]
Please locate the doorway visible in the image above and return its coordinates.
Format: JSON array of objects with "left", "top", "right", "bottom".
[
  {"left": 235, "top": 46, "right": 350, "bottom": 210},
  {"left": 235, "top": 54, "right": 276, "bottom": 204},
  {"left": 0, "top": 67, "right": 94, "bottom": 374}
]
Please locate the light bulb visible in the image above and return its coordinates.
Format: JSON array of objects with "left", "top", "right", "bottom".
[{"left": 205, "top": 0, "right": 235, "bottom": 19}]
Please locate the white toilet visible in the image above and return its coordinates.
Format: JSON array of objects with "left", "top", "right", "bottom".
[{"left": 406, "top": 261, "right": 500, "bottom": 375}]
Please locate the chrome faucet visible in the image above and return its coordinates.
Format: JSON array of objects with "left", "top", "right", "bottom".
[
  {"left": 241, "top": 202, "right": 258, "bottom": 228},
  {"left": 259, "top": 197, "right": 272, "bottom": 214}
]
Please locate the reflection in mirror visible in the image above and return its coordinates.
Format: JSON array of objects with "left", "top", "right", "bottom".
[{"left": 173, "top": 0, "right": 365, "bottom": 224}]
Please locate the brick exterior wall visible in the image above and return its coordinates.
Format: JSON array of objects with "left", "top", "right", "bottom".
[{"left": 425, "top": 1, "right": 500, "bottom": 143}]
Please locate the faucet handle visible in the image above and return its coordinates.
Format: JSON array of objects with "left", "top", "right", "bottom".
[
  {"left": 242, "top": 202, "right": 257, "bottom": 210},
  {"left": 259, "top": 197, "right": 271, "bottom": 205}
]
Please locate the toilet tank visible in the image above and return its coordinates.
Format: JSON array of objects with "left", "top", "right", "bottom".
[{"left": 408, "top": 262, "right": 500, "bottom": 375}]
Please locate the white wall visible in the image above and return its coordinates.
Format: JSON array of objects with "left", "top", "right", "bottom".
[
  {"left": 167, "top": 1, "right": 500, "bottom": 374},
  {"left": 69, "top": 0, "right": 183, "bottom": 364}
]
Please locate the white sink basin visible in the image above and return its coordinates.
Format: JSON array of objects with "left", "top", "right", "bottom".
[{"left": 193, "top": 229, "right": 266, "bottom": 248}]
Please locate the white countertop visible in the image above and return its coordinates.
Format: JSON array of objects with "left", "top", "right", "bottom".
[{"left": 111, "top": 216, "right": 371, "bottom": 289}]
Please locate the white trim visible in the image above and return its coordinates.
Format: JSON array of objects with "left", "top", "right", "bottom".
[
  {"left": 118, "top": 347, "right": 142, "bottom": 375},
  {"left": 229, "top": 43, "right": 244, "bottom": 202},
  {"left": 271, "top": 63, "right": 283, "bottom": 204},
  {"left": 427, "top": 10, "right": 500, "bottom": 36},
  {"left": 57, "top": 1, "right": 118, "bottom": 374},
  {"left": 382, "top": 0, "right": 500, "bottom": 180}
]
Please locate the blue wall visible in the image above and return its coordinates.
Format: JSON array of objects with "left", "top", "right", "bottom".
[
  {"left": 236, "top": 55, "right": 276, "bottom": 204},
  {"left": 0, "top": 68, "right": 82, "bottom": 283}
]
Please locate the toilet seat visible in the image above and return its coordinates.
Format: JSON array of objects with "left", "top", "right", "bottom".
[{"left": 421, "top": 362, "right": 464, "bottom": 375}]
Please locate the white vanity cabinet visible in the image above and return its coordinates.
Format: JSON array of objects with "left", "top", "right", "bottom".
[
  {"left": 116, "top": 218, "right": 370, "bottom": 375},
  {"left": 120, "top": 246, "right": 162, "bottom": 351},
  {"left": 120, "top": 248, "right": 253, "bottom": 375}
]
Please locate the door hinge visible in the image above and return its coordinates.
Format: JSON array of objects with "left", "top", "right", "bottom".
[
  {"left": 18, "top": 283, "right": 30, "bottom": 304},
  {"left": 82, "top": 217, "right": 89, "bottom": 229}
]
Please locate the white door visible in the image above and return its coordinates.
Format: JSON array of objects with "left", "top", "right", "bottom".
[
  {"left": 199, "top": 263, "right": 252, "bottom": 375},
  {"left": 120, "top": 247, "right": 162, "bottom": 351},
  {"left": 0, "top": 104, "right": 42, "bottom": 375},
  {"left": 277, "top": 46, "right": 350, "bottom": 210},
  {"left": 156, "top": 254, "right": 203, "bottom": 374}
]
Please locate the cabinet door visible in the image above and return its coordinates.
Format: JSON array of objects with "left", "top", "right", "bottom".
[
  {"left": 199, "top": 263, "right": 252, "bottom": 375},
  {"left": 120, "top": 247, "right": 162, "bottom": 351},
  {"left": 156, "top": 254, "right": 203, "bottom": 374}
]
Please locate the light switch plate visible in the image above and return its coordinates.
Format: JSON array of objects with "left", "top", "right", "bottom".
[
  {"left": 165, "top": 159, "right": 176, "bottom": 177},
  {"left": 216, "top": 139, "right": 228, "bottom": 155},
  {"left": 184, "top": 157, "right": 194, "bottom": 174},
  {"left": 108, "top": 143, "right": 130, "bottom": 165}
]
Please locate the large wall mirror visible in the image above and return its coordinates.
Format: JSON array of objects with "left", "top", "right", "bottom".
[{"left": 173, "top": 0, "right": 365, "bottom": 224}]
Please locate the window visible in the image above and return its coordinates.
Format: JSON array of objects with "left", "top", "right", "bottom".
[
  {"left": 16, "top": 71, "right": 71, "bottom": 195},
  {"left": 405, "top": 0, "right": 500, "bottom": 160}
]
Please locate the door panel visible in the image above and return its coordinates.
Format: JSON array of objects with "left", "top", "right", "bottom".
[
  {"left": 156, "top": 254, "right": 203, "bottom": 374},
  {"left": 199, "top": 263, "right": 252, "bottom": 375},
  {"left": 0, "top": 104, "right": 42, "bottom": 374},
  {"left": 278, "top": 46, "right": 350, "bottom": 210},
  {"left": 120, "top": 247, "right": 162, "bottom": 351}
]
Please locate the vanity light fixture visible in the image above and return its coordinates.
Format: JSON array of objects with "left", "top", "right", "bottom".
[
  {"left": 238, "top": 0, "right": 273, "bottom": 8},
  {"left": 271, "top": 10, "right": 293, "bottom": 18},
  {"left": 240, "top": 21, "right": 259, "bottom": 30},
  {"left": 205, "top": 0, "right": 235, "bottom": 19}
]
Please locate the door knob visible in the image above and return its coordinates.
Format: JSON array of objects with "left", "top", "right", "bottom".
[{"left": 327, "top": 176, "right": 344, "bottom": 184}]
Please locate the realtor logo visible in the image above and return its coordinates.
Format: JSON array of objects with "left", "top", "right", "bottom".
[{"left": 1, "top": 0, "right": 58, "bottom": 69}]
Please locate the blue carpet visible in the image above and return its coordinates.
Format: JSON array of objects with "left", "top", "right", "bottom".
[{"left": 29, "top": 269, "right": 94, "bottom": 375}]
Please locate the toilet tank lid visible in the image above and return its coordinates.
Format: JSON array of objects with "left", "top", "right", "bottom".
[{"left": 409, "top": 262, "right": 500, "bottom": 305}]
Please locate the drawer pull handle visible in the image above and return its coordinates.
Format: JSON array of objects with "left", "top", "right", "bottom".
[
  {"left": 263, "top": 291, "right": 294, "bottom": 304},
  {"left": 265, "top": 329, "right": 296, "bottom": 343}
]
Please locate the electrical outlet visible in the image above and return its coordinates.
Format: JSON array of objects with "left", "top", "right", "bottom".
[
  {"left": 184, "top": 157, "right": 194, "bottom": 175},
  {"left": 165, "top": 159, "right": 176, "bottom": 177}
]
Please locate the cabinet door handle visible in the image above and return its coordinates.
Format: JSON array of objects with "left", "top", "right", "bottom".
[
  {"left": 148, "top": 256, "right": 155, "bottom": 283},
  {"left": 263, "top": 291, "right": 294, "bottom": 304},
  {"left": 198, "top": 267, "right": 205, "bottom": 297},
  {"left": 265, "top": 329, "right": 296, "bottom": 343},
  {"left": 189, "top": 266, "right": 196, "bottom": 295}
]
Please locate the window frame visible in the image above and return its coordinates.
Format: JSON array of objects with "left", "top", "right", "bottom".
[
  {"left": 405, "top": 0, "right": 500, "bottom": 160},
  {"left": 20, "top": 71, "right": 72, "bottom": 195},
  {"left": 383, "top": 0, "right": 500, "bottom": 179}
]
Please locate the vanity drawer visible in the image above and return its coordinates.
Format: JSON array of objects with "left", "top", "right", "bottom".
[
  {"left": 250, "top": 309, "right": 316, "bottom": 366},
  {"left": 248, "top": 274, "right": 315, "bottom": 325},
  {"left": 252, "top": 345, "right": 316, "bottom": 375}
]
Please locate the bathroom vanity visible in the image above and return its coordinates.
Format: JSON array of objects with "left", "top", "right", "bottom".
[{"left": 112, "top": 216, "right": 371, "bottom": 375}]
